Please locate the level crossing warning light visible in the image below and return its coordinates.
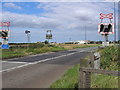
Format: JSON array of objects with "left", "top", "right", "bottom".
[{"left": 98, "top": 23, "right": 114, "bottom": 34}]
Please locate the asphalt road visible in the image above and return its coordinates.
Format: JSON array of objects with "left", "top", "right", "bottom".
[{"left": 2, "top": 47, "right": 97, "bottom": 88}]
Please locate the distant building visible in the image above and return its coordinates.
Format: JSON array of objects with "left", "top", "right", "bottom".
[{"left": 73, "top": 40, "right": 91, "bottom": 44}]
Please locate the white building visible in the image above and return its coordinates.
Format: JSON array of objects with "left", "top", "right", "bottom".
[{"left": 74, "top": 40, "right": 91, "bottom": 44}]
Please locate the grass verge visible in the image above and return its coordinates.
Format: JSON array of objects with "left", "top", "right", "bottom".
[
  {"left": 91, "top": 74, "right": 118, "bottom": 88},
  {"left": 50, "top": 64, "right": 80, "bottom": 88}
]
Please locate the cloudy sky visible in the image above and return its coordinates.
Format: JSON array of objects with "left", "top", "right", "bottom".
[{"left": 0, "top": 1, "right": 119, "bottom": 43}]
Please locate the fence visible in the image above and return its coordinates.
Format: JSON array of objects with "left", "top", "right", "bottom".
[
  {"left": 79, "top": 67, "right": 119, "bottom": 88},
  {"left": 79, "top": 52, "right": 119, "bottom": 88}
]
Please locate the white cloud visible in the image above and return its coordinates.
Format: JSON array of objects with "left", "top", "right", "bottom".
[
  {"left": 2, "top": 11, "right": 62, "bottom": 29},
  {"left": 3, "top": 3, "right": 22, "bottom": 10}
]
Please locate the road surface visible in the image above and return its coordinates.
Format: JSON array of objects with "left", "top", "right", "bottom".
[{"left": 2, "top": 47, "right": 97, "bottom": 88}]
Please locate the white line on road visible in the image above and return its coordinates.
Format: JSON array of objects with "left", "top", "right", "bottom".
[{"left": 2, "top": 61, "right": 28, "bottom": 64}]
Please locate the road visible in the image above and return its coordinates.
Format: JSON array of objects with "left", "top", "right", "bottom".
[{"left": 2, "top": 47, "right": 97, "bottom": 88}]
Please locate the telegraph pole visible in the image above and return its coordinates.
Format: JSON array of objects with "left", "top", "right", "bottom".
[
  {"left": 85, "top": 25, "right": 86, "bottom": 41},
  {"left": 114, "top": 1, "right": 116, "bottom": 44}
]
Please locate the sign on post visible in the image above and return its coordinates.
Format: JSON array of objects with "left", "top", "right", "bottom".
[
  {"left": 46, "top": 30, "right": 52, "bottom": 43},
  {"left": 100, "top": 13, "right": 113, "bottom": 19},
  {"left": 0, "top": 22, "right": 10, "bottom": 26},
  {"left": 0, "top": 22, "right": 10, "bottom": 49},
  {"left": 46, "top": 34, "right": 52, "bottom": 39},
  {"left": 1, "top": 44, "right": 9, "bottom": 49},
  {"left": 98, "top": 23, "right": 114, "bottom": 34},
  {"left": 0, "top": 30, "right": 9, "bottom": 38}
]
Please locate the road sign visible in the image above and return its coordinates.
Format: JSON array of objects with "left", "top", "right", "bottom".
[
  {"left": 0, "top": 30, "right": 9, "bottom": 38},
  {"left": 46, "top": 34, "right": 52, "bottom": 39},
  {"left": 1, "top": 44, "right": 9, "bottom": 49},
  {"left": 0, "top": 22, "right": 10, "bottom": 26},
  {"left": 98, "top": 23, "right": 114, "bottom": 34},
  {"left": 100, "top": 13, "right": 113, "bottom": 19},
  {"left": 46, "top": 30, "right": 52, "bottom": 39}
]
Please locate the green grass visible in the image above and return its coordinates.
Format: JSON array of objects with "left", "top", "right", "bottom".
[
  {"left": 50, "top": 64, "right": 80, "bottom": 88},
  {"left": 91, "top": 74, "right": 118, "bottom": 88},
  {"left": 73, "top": 44, "right": 101, "bottom": 49}
]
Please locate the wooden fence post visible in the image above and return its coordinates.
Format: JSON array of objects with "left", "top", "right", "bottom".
[
  {"left": 84, "top": 72, "right": 91, "bottom": 88},
  {"left": 79, "top": 67, "right": 84, "bottom": 88},
  {"left": 79, "top": 67, "right": 119, "bottom": 88},
  {"left": 89, "top": 52, "right": 94, "bottom": 68}
]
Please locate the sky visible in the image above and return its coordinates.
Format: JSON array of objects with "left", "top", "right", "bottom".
[{"left": 0, "top": 0, "right": 119, "bottom": 43}]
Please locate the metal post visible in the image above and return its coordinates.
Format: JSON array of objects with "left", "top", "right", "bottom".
[
  {"left": 27, "top": 33, "right": 30, "bottom": 43},
  {"left": 85, "top": 25, "right": 86, "bottom": 41},
  {"left": 101, "top": 19, "right": 103, "bottom": 23},
  {"left": 25, "top": 30, "right": 30, "bottom": 49},
  {"left": 114, "top": 1, "right": 116, "bottom": 44}
]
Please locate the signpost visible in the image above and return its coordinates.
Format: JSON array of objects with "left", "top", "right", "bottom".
[
  {"left": 98, "top": 13, "right": 114, "bottom": 46},
  {"left": 46, "top": 30, "right": 52, "bottom": 43},
  {"left": 0, "top": 22, "right": 10, "bottom": 49},
  {"left": 25, "top": 30, "right": 31, "bottom": 43},
  {"left": 25, "top": 30, "right": 31, "bottom": 49}
]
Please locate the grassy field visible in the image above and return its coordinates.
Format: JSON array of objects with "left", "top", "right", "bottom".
[
  {"left": 49, "top": 45, "right": 118, "bottom": 88},
  {"left": 1, "top": 43, "right": 100, "bottom": 59},
  {"left": 60, "top": 44, "right": 101, "bottom": 50}
]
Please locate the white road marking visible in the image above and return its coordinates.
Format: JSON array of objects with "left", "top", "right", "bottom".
[
  {"left": 1, "top": 49, "right": 89, "bottom": 72},
  {"left": 2, "top": 61, "right": 28, "bottom": 64}
]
